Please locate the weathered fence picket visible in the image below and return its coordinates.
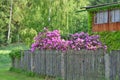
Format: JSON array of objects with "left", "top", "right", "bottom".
[{"left": 12, "top": 49, "right": 120, "bottom": 80}]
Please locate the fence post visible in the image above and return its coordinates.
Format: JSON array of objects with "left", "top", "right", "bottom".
[
  {"left": 11, "top": 57, "right": 15, "bottom": 68},
  {"left": 20, "top": 51, "right": 22, "bottom": 69},
  {"left": 105, "top": 53, "right": 110, "bottom": 80},
  {"left": 61, "top": 52, "right": 65, "bottom": 80},
  {"left": 30, "top": 52, "right": 34, "bottom": 72}
]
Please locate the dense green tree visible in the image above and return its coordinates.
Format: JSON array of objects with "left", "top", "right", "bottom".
[
  {"left": 7, "top": 0, "right": 13, "bottom": 43},
  {"left": 0, "top": 0, "right": 28, "bottom": 45},
  {"left": 0, "top": 0, "right": 93, "bottom": 46},
  {"left": 0, "top": 0, "right": 10, "bottom": 45},
  {"left": 11, "top": 0, "right": 28, "bottom": 43},
  {"left": 22, "top": 0, "right": 89, "bottom": 35}
]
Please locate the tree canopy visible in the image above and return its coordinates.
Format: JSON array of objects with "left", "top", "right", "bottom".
[{"left": 0, "top": 0, "right": 119, "bottom": 46}]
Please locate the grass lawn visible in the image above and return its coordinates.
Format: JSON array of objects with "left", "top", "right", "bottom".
[
  {"left": 0, "top": 61, "right": 44, "bottom": 80},
  {"left": 0, "top": 54, "right": 57, "bottom": 80},
  {"left": 0, "top": 43, "right": 55, "bottom": 80}
]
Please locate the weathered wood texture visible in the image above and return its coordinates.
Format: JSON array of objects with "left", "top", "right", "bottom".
[
  {"left": 12, "top": 49, "right": 107, "bottom": 80},
  {"left": 109, "top": 50, "right": 120, "bottom": 80},
  {"left": 93, "top": 23, "right": 120, "bottom": 32}
]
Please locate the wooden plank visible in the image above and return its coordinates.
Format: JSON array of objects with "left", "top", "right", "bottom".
[{"left": 13, "top": 49, "right": 107, "bottom": 80}]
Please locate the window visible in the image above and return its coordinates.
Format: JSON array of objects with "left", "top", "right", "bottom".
[
  {"left": 110, "top": 9, "right": 120, "bottom": 22},
  {"left": 94, "top": 11, "right": 108, "bottom": 24}
]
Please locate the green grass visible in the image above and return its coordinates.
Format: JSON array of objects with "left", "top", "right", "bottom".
[
  {"left": 0, "top": 43, "right": 42, "bottom": 80},
  {"left": 0, "top": 59, "right": 44, "bottom": 80},
  {"left": 0, "top": 64, "right": 44, "bottom": 80},
  {"left": 0, "top": 43, "right": 55, "bottom": 80},
  {"left": 0, "top": 54, "right": 60, "bottom": 80}
]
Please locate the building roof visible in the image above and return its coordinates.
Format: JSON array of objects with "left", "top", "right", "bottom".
[
  {"left": 76, "top": 2, "right": 120, "bottom": 13},
  {"left": 84, "top": 2, "right": 120, "bottom": 10}
]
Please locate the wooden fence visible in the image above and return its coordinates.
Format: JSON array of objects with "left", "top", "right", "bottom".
[{"left": 12, "top": 49, "right": 120, "bottom": 80}]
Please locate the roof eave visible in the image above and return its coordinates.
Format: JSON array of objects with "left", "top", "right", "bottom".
[{"left": 84, "top": 2, "right": 120, "bottom": 10}]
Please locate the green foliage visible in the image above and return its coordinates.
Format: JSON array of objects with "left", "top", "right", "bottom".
[
  {"left": 0, "top": 0, "right": 10, "bottom": 44},
  {"left": 0, "top": 43, "right": 29, "bottom": 51},
  {"left": 0, "top": 0, "right": 90, "bottom": 45},
  {"left": 11, "top": 0, "right": 28, "bottom": 43},
  {"left": 87, "top": 2, "right": 120, "bottom": 52},
  {"left": 88, "top": 12, "right": 93, "bottom": 34},
  {"left": 0, "top": 0, "right": 27, "bottom": 44},
  {"left": 20, "top": 28, "right": 37, "bottom": 47},
  {"left": 18, "top": 0, "right": 89, "bottom": 46},
  {"left": 9, "top": 49, "right": 21, "bottom": 59},
  {"left": 94, "top": 32, "right": 120, "bottom": 52},
  {"left": 22, "top": 0, "right": 89, "bottom": 35},
  {"left": 0, "top": 54, "right": 10, "bottom": 66}
]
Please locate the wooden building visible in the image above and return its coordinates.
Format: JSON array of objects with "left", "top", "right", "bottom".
[{"left": 85, "top": 2, "right": 120, "bottom": 32}]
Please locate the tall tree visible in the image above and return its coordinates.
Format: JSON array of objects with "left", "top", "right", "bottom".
[
  {"left": 7, "top": 0, "right": 13, "bottom": 43},
  {"left": 0, "top": 0, "right": 10, "bottom": 45},
  {"left": 0, "top": 0, "right": 90, "bottom": 45},
  {"left": 11, "top": 0, "right": 28, "bottom": 42},
  {"left": 22, "top": 0, "right": 89, "bottom": 34}
]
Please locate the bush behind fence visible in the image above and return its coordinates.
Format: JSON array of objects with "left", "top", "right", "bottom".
[{"left": 12, "top": 49, "right": 120, "bottom": 80}]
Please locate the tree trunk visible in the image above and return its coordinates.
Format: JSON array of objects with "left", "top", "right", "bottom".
[{"left": 7, "top": 0, "right": 13, "bottom": 43}]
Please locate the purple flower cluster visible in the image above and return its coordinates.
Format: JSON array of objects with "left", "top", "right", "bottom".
[
  {"left": 31, "top": 29, "right": 70, "bottom": 52},
  {"left": 31, "top": 29, "right": 107, "bottom": 52},
  {"left": 69, "top": 32, "right": 106, "bottom": 50}
]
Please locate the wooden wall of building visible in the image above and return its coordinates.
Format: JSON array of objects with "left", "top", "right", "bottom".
[
  {"left": 92, "top": 22, "right": 120, "bottom": 32},
  {"left": 92, "top": 12, "right": 120, "bottom": 32},
  {"left": 91, "top": 8, "right": 120, "bottom": 32}
]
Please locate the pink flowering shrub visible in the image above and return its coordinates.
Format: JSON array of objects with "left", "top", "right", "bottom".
[
  {"left": 69, "top": 32, "right": 107, "bottom": 50},
  {"left": 31, "top": 28, "right": 107, "bottom": 52},
  {"left": 31, "top": 28, "right": 70, "bottom": 52}
]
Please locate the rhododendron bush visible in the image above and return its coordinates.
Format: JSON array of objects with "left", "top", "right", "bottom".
[{"left": 31, "top": 28, "right": 107, "bottom": 52}]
